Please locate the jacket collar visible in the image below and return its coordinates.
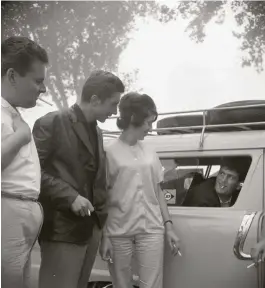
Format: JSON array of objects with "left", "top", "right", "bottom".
[{"left": 69, "top": 104, "right": 95, "bottom": 157}]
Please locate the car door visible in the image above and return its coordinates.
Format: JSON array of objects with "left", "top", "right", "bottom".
[
  {"left": 160, "top": 149, "right": 264, "bottom": 288},
  {"left": 258, "top": 150, "right": 265, "bottom": 288},
  {"left": 257, "top": 210, "right": 265, "bottom": 288}
]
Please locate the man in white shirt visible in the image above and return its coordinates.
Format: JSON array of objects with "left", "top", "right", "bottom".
[{"left": 1, "top": 36, "right": 48, "bottom": 288}]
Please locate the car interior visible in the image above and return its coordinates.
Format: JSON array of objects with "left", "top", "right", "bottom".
[{"left": 160, "top": 156, "right": 252, "bottom": 207}]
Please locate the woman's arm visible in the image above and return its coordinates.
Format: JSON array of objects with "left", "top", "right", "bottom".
[
  {"left": 157, "top": 183, "right": 181, "bottom": 256},
  {"left": 157, "top": 184, "right": 173, "bottom": 227}
]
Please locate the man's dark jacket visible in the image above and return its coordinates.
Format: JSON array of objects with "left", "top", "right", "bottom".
[
  {"left": 183, "top": 177, "right": 239, "bottom": 207},
  {"left": 33, "top": 106, "right": 107, "bottom": 244}
]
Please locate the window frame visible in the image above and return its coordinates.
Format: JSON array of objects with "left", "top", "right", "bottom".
[{"left": 157, "top": 149, "right": 262, "bottom": 210}]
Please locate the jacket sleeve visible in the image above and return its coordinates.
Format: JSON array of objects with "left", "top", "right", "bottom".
[
  {"left": 33, "top": 113, "right": 78, "bottom": 211},
  {"left": 95, "top": 129, "right": 108, "bottom": 209},
  {"left": 182, "top": 179, "right": 215, "bottom": 207}
]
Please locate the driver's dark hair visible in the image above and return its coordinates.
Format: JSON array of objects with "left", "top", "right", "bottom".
[
  {"left": 81, "top": 70, "right": 125, "bottom": 103},
  {"left": 117, "top": 92, "right": 158, "bottom": 130},
  {"left": 220, "top": 157, "right": 252, "bottom": 182},
  {"left": 1, "top": 36, "right": 48, "bottom": 77}
]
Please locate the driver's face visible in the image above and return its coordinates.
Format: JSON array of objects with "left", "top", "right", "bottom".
[{"left": 215, "top": 166, "right": 240, "bottom": 197}]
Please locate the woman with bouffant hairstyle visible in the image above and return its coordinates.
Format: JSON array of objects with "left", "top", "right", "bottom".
[{"left": 100, "top": 92, "right": 180, "bottom": 288}]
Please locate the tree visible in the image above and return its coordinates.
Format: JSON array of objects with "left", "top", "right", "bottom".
[
  {"left": 177, "top": 1, "right": 265, "bottom": 72},
  {"left": 2, "top": 1, "right": 264, "bottom": 111},
  {"left": 1, "top": 1, "right": 175, "bottom": 109}
]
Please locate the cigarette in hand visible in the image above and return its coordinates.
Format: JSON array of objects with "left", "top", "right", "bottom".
[
  {"left": 247, "top": 259, "right": 262, "bottom": 269},
  {"left": 104, "top": 257, "right": 113, "bottom": 264},
  {"left": 88, "top": 209, "right": 91, "bottom": 216},
  {"left": 173, "top": 244, "right": 182, "bottom": 256}
]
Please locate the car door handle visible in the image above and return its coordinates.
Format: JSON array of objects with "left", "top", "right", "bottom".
[{"left": 233, "top": 212, "right": 257, "bottom": 260}]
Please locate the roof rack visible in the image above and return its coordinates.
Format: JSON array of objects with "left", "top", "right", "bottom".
[{"left": 102, "top": 103, "right": 265, "bottom": 148}]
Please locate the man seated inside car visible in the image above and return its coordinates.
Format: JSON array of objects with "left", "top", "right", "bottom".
[{"left": 183, "top": 158, "right": 251, "bottom": 208}]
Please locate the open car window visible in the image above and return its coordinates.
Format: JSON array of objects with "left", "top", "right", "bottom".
[{"left": 160, "top": 156, "right": 252, "bottom": 207}]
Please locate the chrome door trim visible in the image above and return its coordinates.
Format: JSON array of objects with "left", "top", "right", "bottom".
[
  {"left": 233, "top": 212, "right": 257, "bottom": 260},
  {"left": 257, "top": 213, "right": 265, "bottom": 288},
  {"left": 258, "top": 212, "right": 265, "bottom": 239}
]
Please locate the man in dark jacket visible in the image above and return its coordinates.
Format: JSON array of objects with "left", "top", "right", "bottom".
[
  {"left": 183, "top": 158, "right": 251, "bottom": 208},
  {"left": 33, "top": 70, "right": 124, "bottom": 288}
]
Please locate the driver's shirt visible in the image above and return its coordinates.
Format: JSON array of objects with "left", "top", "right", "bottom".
[
  {"left": 104, "top": 139, "right": 165, "bottom": 237},
  {"left": 1, "top": 97, "right": 41, "bottom": 199}
]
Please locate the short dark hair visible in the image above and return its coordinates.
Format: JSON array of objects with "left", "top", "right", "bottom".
[
  {"left": 117, "top": 92, "right": 158, "bottom": 130},
  {"left": 220, "top": 157, "right": 252, "bottom": 182},
  {"left": 81, "top": 70, "right": 125, "bottom": 103},
  {"left": 1, "top": 36, "right": 48, "bottom": 77}
]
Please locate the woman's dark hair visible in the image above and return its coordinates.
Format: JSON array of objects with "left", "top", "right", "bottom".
[
  {"left": 117, "top": 92, "right": 158, "bottom": 130},
  {"left": 81, "top": 70, "right": 125, "bottom": 103},
  {"left": 1, "top": 36, "right": 48, "bottom": 77}
]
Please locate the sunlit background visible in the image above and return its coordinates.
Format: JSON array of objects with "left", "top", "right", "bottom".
[{"left": 21, "top": 1, "right": 265, "bottom": 131}]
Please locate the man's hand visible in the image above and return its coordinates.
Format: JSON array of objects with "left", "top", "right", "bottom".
[
  {"left": 99, "top": 236, "right": 113, "bottom": 264},
  {"left": 1, "top": 116, "right": 32, "bottom": 171},
  {"left": 13, "top": 116, "right": 32, "bottom": 146},
  {"left": 165, "top": 223, "right": 181, "bottom": 256},
  {"left": 251, "top": 239, "right": 265, "bottom": 263},
  {"left": 71, "top": 195, "right": 94, "bottom": 217}
]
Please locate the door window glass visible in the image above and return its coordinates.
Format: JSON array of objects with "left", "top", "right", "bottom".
[{"left": 160, "top": 156, "right": 252, "bottom": 207}]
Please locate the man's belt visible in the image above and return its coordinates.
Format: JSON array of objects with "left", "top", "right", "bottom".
[{"left": 1, "top": 191, "right": 38, "bottom": 202}]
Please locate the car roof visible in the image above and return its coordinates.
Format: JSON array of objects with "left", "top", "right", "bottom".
[
  {"left": 103, "top": 102, "right": 265, "bottom": 152},
  {"left": 104, "top": 130, "right": 265, "bottom": 152}
]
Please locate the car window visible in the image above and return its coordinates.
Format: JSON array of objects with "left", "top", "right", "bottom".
[{"left": 160, "top": 156, "right": 252, "bottom": 207}]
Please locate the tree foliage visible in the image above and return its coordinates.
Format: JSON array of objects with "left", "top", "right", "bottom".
[
  {"left": 178, "top": 1, "right": 265, "bottom": 72},
  {"left": 2, "top": 1, "right": 264, "bottom": 109},
  {"left": 1, "top": 1, "right": 175, "bottom": 109}
]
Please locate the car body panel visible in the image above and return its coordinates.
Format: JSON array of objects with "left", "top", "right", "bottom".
[
  {"left": 164, "top": 208, "right": 261, "bottom": 288},
  {"left": 30, "top": 130, "right": 265, "bottom": 288}
]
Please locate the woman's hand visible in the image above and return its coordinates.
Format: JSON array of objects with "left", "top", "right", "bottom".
[
  {"left": 165, "top": 223, "right": 181, "bottom": 256},
  {"left": 99, "top": 236, "right": 113, "bottom": 264},
  {"left": 251, "top": 239, "right": 265, "bottom": 263}
]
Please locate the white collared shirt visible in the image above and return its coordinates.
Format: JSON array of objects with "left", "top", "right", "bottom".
[{"left": 1, "top": 97, "right": 41, "bottom": 198}]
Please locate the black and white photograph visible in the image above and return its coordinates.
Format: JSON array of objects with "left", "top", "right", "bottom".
[{"left": 1, "top": 1, "right": 265, "bottom": 288}]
